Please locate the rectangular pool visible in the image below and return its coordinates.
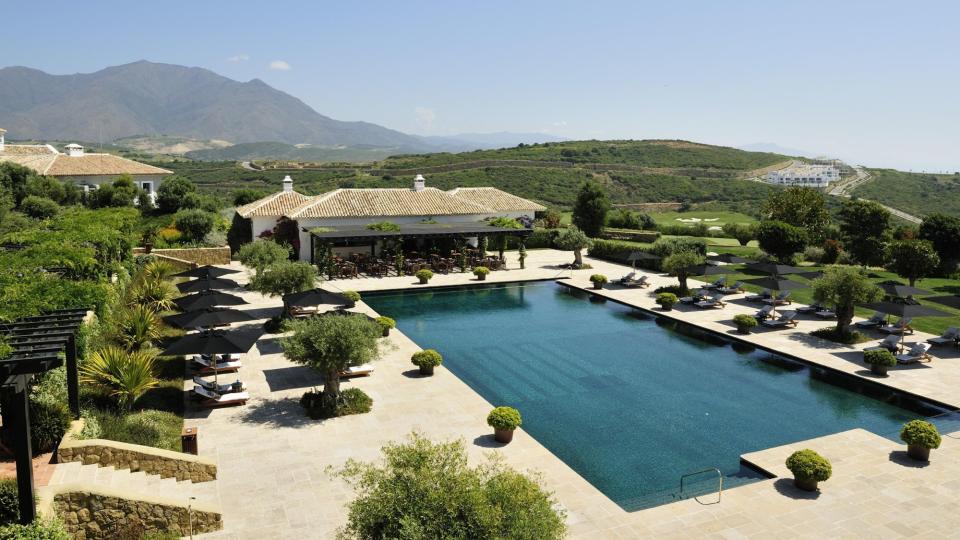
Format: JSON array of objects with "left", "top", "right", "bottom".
[{"left": 364, "top": 281, "right": 952, "bottom": 510}]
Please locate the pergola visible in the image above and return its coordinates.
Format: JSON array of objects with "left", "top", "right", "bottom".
[
  {"left": 0, "top": 308, "right": 87, "bottom": 524},
  {"left": 305, "top": 224, "right": 533, "bottom": 265}
]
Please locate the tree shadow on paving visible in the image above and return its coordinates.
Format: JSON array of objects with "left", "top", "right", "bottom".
[
  {"left": 256, "top": 337, "right": 284, "bottom": 355},
  {"left": 263, "top": 365, "right": 324, "bottom": 392},
  {"left": 238, "top": 306, "right": 281, "bottom": 321},
  {"left": 888, "top": 450, "right": 930, "bottom": 468},
  {"left": 787, "top": 331, "right": 855, "bottom": 351},
  {"left": 772, "top": 478, "right": 821, "bottom": 500},
  {"left": 236, "top": 396, "right": 317, "bottom": 429}
]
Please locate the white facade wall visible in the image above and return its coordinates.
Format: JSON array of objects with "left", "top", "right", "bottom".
[
  {"left": 765, "top": 166, "right": 839, "bottom": 188},
  {"left": 64, "top": 173, "right": 167, "bottom": 204}
]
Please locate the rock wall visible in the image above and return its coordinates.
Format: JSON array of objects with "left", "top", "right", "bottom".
[
  {"left": 133, "top": 246, "right": 231, "bottom": 266},
  {"left": 50, "top": 488, "right": 221, "bottom": 540}
]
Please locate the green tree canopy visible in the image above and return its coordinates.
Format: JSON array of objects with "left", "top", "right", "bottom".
[
  {"left": 554, "top": 226, "right": 593, "bottom": 268},
  {"left": 19, "top": 196, "right": 59, "bottom": 220},
  {"left": 918, "top": 213, "right": 960, "bottom": 276},
  {"left": 662, "top": 250, "right": 705, "bottom": 294},
  {"left": 812, "top": 265, "right": 883, "bottom": 336},
  {"left": 756, "top": 220, "right": 807, "bottom": 263},
  {"left": 886, "top": 239, "right": 940, "bottom": 287},
  {"left": 281, "top": 313, "right": 381, "bottom": 413},
  {"left": 722, "top": 222, "right": 757, "bottom": 247},
  {"left": 232, "top": 188, "right": 267, "bottom": 207},
  {"left": 155, "top": 175, "right": 197, "bottom": 214},
  {"left": 572, "top": 181, "right": 610, "bottom": 237},
  {"left": 237, "top": 240, "right": 290, "bottom": 275},
  {"left": 762, "top": 187, "right": 830, "bottom": 241},
  {"left": 336, "top": 433, "right": 566, "bottom": 540},
  {"left": 838, "top": 200, "right": 891, "bottom": 267},
  {"left": 249, "top": 260, "right": 317, "bottom": 300},
  {"left": 174, "top": 209, "right": 215, "bottom": 243}
]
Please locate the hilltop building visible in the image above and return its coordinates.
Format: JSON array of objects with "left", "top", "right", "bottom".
[
  {"left": 0, "top": 128, "right": 171, "bottom": 202},
  {"left": 765, "top": 163, "right": 839, "bottom": 188},
  {"left": 236, "top": 174, "right": 545, "bottom": 261}
]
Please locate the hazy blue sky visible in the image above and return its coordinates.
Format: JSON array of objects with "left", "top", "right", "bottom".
[{"left": 4, "top": 1, "right": 957, "bottom": 171}]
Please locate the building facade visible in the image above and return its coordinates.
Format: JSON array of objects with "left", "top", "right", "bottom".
[{"left": 765, "top": 164, "right": 839, "bottom": 188}]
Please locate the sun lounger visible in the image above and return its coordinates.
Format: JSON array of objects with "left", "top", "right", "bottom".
[
  {"left": 193, "top": 376, "right": 245, "bottom": 394},
  {"left": 617, "top": 272, "right": 636, "bottom": 284},
  {"left": 879, "top": 317, "right": 913, "bottom": 335},
  {"left": 927, "top": 327, "right": 959, "bottom": 346},
  {"left": 289, "top": 305, "right": 319, "bottom": 318},
  {"left": 621, "top": 275, "right": 650, "bottom": 288},
  {"left": 192, "top": 385, "right": 249, "bottom": 407},
  {"left": 763, "top": 291, "right": 792, "bottom": 306},
  {"left": 855, "top": 312, "right": 887, "bottom": 329},
  {"left": 814, "top": 308, "right": 836, "bottom": 319},
  {"left": 679, "top": 289, "right": 710, "bottom": 304},
  {"left": 797, "top": 303, "right": 824, "bottom": 314},
  {"left": 896, "top": 343, "right": 932, "bottom": 364},
  {"left": 753, "top": 305, "right": 775, "bottom": 321},
  {"left": 864, "top": 335, "right": 901, "bottom": 353},
  {"left": 340, "top": 364, "right": 375, "bottom": 378},
  {"left": 745, "top": 289, "right": 772, "bottom": 302},
  {"left": 192, "top": 357, "right": 242, "bottom": 375},
  {"left": 695, "top": 294, "right": 726, "bottom": 309},
  {"left": 704, "top": 276, "right": 727, "bottom": 290},
  {"left": 716, "top": 281, "right": 745, "bottom": 294},
  {"left": 761, "top": 310, "right": 798, "bottom": 329}
]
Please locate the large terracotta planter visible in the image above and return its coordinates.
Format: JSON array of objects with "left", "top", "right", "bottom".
[
  {"left": 419, "top": 365, "right": 435, "bottom": 376},
  {"left": 907, "top": 444, "right": 930, "bottom": 461},
  {"left": 870, "top": 363, "right": 889, "bottom": 376},
  {"left": 793, "top": 477, "right": 818, "bottom": 492},
  {"left": 736, "top": 325, "right": 752, "bottom": 335},
  {"left": 494, "top": 428, "right": 514, "bottom": 444}
]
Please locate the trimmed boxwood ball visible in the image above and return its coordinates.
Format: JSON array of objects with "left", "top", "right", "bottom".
[
  {"left": 900, "top": 420, "right": 941, "bottom": 449},
  {"left": 487, "top": 406, "right": 522, "bottom": 430},
  {"left": 375, "top": 316, "right": 395, "bottom": 336},
  {"left": 473, "top": 266, "right": 490, "bottom": 276},
  {"left": 656, "top": 292, "right": 678, "bottom": 308},
  {"left": 785, "top": 449, "right": 832, "bottom": 483},
  {"left": 342, "top": 290, "right": 361, "bottom": 303},
  {"left": 589, "top": 274, "right": 608, "bottom": 284},
  {"left": 733, "top": 314, "right": 758, "bottom": 329},
  {"left": 411, "top": 349, "right": 443, "bottom": 368},
  {"left": 415, "top": 269, "right": 434, "bottom": 283},
  {"left": 863, "top": 349, "right": 897, "bottom": 367}
]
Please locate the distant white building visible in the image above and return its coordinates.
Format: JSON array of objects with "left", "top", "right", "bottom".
[{"left": 765, "top": 164, "right": 839, "bottom": 188}]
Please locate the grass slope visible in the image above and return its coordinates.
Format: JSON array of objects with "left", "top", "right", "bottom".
[{"left": 853, "top": 169, "right": 960, "bottom": 218}]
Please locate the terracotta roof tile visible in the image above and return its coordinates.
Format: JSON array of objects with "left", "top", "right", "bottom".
[
  {"left": 43, "top": 153, "right": 171, "bottom": 176},
  {"left": 236, "top": 190, "right": 312, "bottom": 218},
  {"left": 288, "top": 188, "right": 492, "bottom": 219},
  {"left": 448, "top": 187, "right": 545, "bottom": 212}
]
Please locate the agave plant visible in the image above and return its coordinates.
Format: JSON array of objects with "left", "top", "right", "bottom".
[
  {"left": 110, "top": 305, "right": 161, "bottom": 351},
  {"left": 128, "top": 275, "right": 178, "bottom": 312},
  {"left": 80, "top": 346, "right": 159, "bottom": 410},
  {"left": 140, "top": 260, "right": 177, "bottom": 282}
]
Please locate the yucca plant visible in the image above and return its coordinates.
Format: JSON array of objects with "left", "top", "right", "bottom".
[
  {"left": 140, "top": 259, "right": 177, "bottom": 281},
  {"left": 128, "top": 276, "right": 178, "bottom": 312},
  {"left": 110, "top": 305, "right": 161, "bottom": 351},
  {"left": 80, "top": 346, "right": 159, "bottom": 410}
]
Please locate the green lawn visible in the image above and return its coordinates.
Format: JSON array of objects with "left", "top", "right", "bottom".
[{"left": 647, "top": 210, "right": 757, "bottom": 226}]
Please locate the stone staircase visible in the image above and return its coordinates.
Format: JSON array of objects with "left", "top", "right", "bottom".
[{"left": 49, "top": 460, "right": 221, "bottom": 507}]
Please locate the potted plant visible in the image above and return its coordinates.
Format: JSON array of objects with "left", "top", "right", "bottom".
[
  {"left": 863, "top": 349, "right": 896, "bottom": 376},
  {"left": 375, "top": 316, "right": 396, "bottom": 337},
  {"left": 411, "top": 349, "right": 443, "bottom": 376},
  {"left": 487, "top": 406, "right": 522, "bottom": 444},
  {"left": 415, "top": 268, "right": 434, "bottom": 285},
  {"left": 785, "top": 449, "right": 832, "bottom": 492},
  {"left": 342, "top": 290, "right": 361, "bottom": 308},
  {"left": 900, "top": 419, "right": 941, "bottom": 461},
  {"left": 733, "top": 314, "right": 758, "bottom": 335},
  {"left": 656, "top": 292, "right": 678, "bottom": 311},
  {"left": 474, "top": 266, "right": 490, "bottom": 281},
  {"left": 589, "top": 274, "right": 608, "bottom": 290}
]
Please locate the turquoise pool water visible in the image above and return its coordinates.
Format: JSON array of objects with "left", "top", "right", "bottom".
[{"left": 364, "top": 281, "right": 952, "bottom": 510}]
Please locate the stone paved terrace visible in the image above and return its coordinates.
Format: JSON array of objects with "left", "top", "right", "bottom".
[{"left": 174, "top": 249, "right": 960, "bottom": 538}]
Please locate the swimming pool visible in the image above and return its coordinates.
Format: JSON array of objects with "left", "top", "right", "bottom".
[{"left": 364, "top": 281, "right": 952, "bottom": 510}]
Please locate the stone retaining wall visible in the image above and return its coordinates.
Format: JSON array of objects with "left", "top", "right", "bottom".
[
  {"left": 43, "top": 485, "right": 221, "bottom": 540},
  {"left": 133, "top": 246, "right": 231, "bottom": 266},
  {"left": 58, "top": 421, "right": 217, "bottom": 483}
]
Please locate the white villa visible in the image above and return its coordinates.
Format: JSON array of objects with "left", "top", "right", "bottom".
[
  {"left": 0, "top": 128, "right": 171, "bottom": 200},
  {"left": 765, "top": 163, "right": 839, "bottom": 188},
  {"left": 236, "top": 174, "right": 545, "bottom": 261}
]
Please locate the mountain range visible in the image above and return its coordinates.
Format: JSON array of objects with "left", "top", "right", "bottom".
[{"left": 0, "top": 61, "right": 564, "bottom": 156}]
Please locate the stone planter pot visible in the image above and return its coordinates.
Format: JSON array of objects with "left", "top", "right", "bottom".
[
  {"left": 592, "top": 282, "right": 604, "bottom": 290},
  {"left": 494, "top": 428, "right": 514, "bottom": 444},
  {"left": 658, "top": 304, "right": 673, "bottom": 311},
  {"left": 419, "top": 365, "right": 435, "bottom": 376},
  {"left": 736, "top": 326, "right": 752, "bottom": 335},
  {"left": 477, "top": 274, "right": 487, "bottom": 281},
  {"left": 382, "top": 328, "right": 391, "bottom": 338},
  {"left": 907, "top": 444, "right": 930, "bottom": 461},
  {"left": 419, "top": 277, "right": 429, "bottom": 285},
  {"left": 870, "top": 363, "right": 889, "bottom": 376},
  {"left": 793, "top": 477, "right": 818, "bottom": 492}
]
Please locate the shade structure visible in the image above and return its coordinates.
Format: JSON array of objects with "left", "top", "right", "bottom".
[
  {"left": 744, "top": 262, "right": 805, "bottom": 276},
  {"left": 857, "top": 299, "right": 953, "bottom": 348},
  {"left": 685, "top": 264, "right": 739, "bottom": 276},
  {"left": 926, "top": 295, "right": 960, "bottom": 310},
  {"left": 283, "top": 288, "right": 354, "bottom": 309},
  {"left": 876, "top": 280, "right": 932, "bottom": 298},
  {"left": 162, "top": 308, "right": 255, "bottom": 329},
  {"left": 173, "top": 291, "right": 247, "bottom": 312},
  {"left": 707, "top": 254, "right": 754, "bottom": 264},
  {"left": 161, "top": 328, "right": 263, "bottom": 357},
  {"left": 626, "top": 251, "right": 661, "bottom": 269},
  {"left": 742, "top": 276, "right": 808, "bottom": 291},
  {"left": 172, "top": 265, "right": 240, "bottom": 279},
  {"left": 176, "top": 276, "right": 240, "bottom": 293}
]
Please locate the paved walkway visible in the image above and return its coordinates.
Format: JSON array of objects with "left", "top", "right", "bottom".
[{"left": 174, "top": 250, "right": 960, "bottom": 538}]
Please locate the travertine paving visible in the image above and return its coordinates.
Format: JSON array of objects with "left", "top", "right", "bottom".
[{"left": 175, "top": 250, "right": 960, "bottom": 538}]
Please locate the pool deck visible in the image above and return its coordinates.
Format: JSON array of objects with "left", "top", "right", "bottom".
[{"left": 180, "top": 249, "right": 960, "bottom": 538}]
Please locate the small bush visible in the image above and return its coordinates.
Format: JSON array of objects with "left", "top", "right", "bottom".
[
  {"left": 785, "top": 449, "right": 832, "bottom": 482},
  {"left": 656, "top": 292, "right": 678, "bottom": 307},
  {"left": 366, "top": 221, "right": 401, "bottom": 232},
  {"left": 237, "top": 240, "right": 290, "bottom": 272},
  {"left": 415, "top": 269, "right": 434, "bottom": 281},
  {"left": 0, "top": 518, "right": 69, "bottom": 539},
  {"left": 863, "top": 349, "right": 896, "bottom": 367},
  {"left": 589, "top": 274, "right": 608, "bottom": 284},
  {"left": 900, "top": 420, "right": 941, "bottom": 449},
  {"left": 29, "top": 397, "right": 71, "bottom": 454},
  {"left": 411, "top": 349, "right": 443, "bottom": 368},
  {"left": 810, "top": 328, "right": 872, "bottom": 345},
  {"left": 733, "top": 314, "right": 758, "bottom": 329},
  {"left": 803, "top": 246, "right": 826, "bottom": 264},
  {"left": 94, "top": 410, "right": 183, "bottom": 451},
  {"left": 300, "top": 387, "right": 372, "bottom": 419},
  {"left": 78, "top": 412, "right": 102, "bottom": 439},
  {"left": 0, "top": 479, "right": 18, "bottom": 525},
  {"left": 174, "top": 209, "right": 215, "bottom": 243},
  {"left": 375, "top": 316, "right": 395, "bottom": 333},
  {"left": 20, "top": 196, "right": 59, "bottom": 219},
  {"left": 473, "top": 266, "right": 490, "bottom": 276},
  {"left": 653, "top": 285, "right": 684, "bottom": 296},
  {"left": 822, "top": 239, "right": 842, "bottom": 264},
  {"left": 487, "top": 406, "right": 522, "bottom": 430},
  {"left": 342, "top": 290, "right": 361, "bottom": 302}
]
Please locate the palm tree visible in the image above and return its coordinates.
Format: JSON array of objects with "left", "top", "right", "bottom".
[
  {"left": 80, "top": 346, "right": 159, "bottom": 410},
  {"left": 110, "top": 305, "right": 161, "bottom": 351}
]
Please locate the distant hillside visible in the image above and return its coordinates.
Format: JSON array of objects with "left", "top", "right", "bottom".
[
  {"left": 0, "top": 61, "right": 429, "bottom": 149},
  {"left": 185, "top": 142, "right": 404, "bottom": 163},
  {"left": 115, "top": 135, "right": 233, "bottom": 154},
  {"left": 852, "top": 169, "right": 960, "bottom": 218},
  {"left": 418, "top": 132, "right": 567, "bottom": 151}
]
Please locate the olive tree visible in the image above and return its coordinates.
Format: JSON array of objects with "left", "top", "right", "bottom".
[
  {"left": 249, "top": 260, "right": 316, "bottom": 311},
  {"left": 238, "top": 240, "right": 291, "bottom": 275},
  {"left": 886, "top": 240, "right": 940, "bottom": 287},
  {"left": 554, "top": 226, "right": 593, "bottom": 268},
  {"left": 812, "top": 266, "right": 883, "bottom": 337},
  {"left": 336, "top": 433, "right": 566, "bottom": 540},
  {"left": 662, "top": 251, "right": 705, "bottom": 294},
  {"left": 281, "top": 314, "right": 381, "bottom": 415}
]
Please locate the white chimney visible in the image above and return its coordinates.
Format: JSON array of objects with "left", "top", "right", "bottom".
[
  {"left": 413, "top": 174, "right": 426, "bottom": 192},
  {"left": 282, "top": 175, "right": 294, "bottom": 193},
  {"left": 65, "top": 143, "right": 84, "bottom": 157},
  {"left": 0, "top": 128, "right": 5, "bottom": 152}
]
